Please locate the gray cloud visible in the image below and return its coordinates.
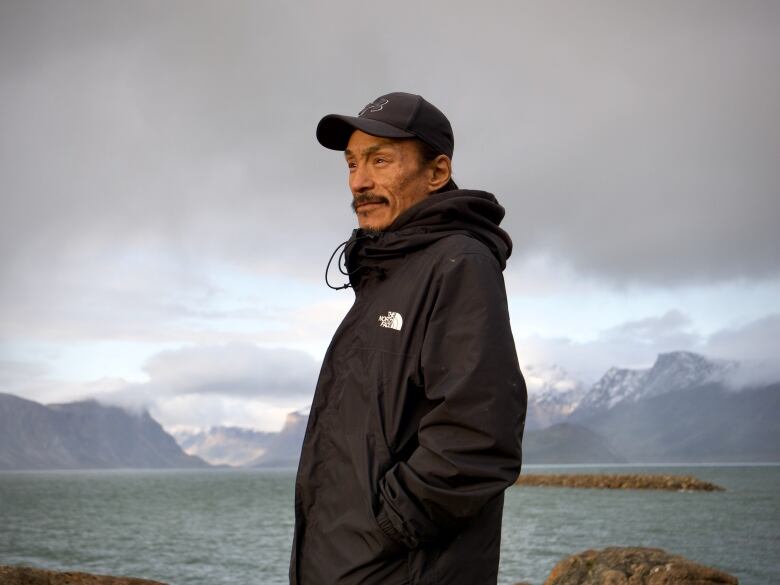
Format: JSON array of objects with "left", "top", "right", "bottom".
[
  {"left": 1, "top": 0, "right": 778, "bottom": 295},
  {"left": 0, "top": 359, "right": 51, "bottom": 390},
  {"left": 141, "top": 343, "right": 319, "bottom": 399},
  {"left": 1, "top": 0, "right": 778, "bottom": 407},
  {"left": 518, "top": 312, "right": 694, "bottom": 384},
  {"left": 0, "top": 343, "right": 320, "bottom": 402},
  {"left": 599, "top": 310, "right": 698, "bottom": 349},
  {"left": 518, "top": 311, "right": 780, "bottom": 386},
  {"left": 93, "top": 342, "right": 321, "bottom": 429},
  {"left": 705, "top": 313, "right": 780, "bottom": 364}
]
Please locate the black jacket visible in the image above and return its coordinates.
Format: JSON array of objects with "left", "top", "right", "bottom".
[{"left": 290, "top": 190, "right": 527, "bottom": 585}]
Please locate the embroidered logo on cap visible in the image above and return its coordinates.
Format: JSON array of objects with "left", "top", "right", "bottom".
[
  {"left": 378, "top": 311, "right": 403, "bottom": 331},
  {"left": 359, "top": 97, "right": 389, "bottom": 117}
]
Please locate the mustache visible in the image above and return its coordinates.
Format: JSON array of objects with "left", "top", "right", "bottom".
[{"left": 351, "top": 193, "right": 389, "bottom": 212}]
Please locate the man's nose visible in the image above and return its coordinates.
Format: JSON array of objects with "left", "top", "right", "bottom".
[{"left": 350, "top": 164, "right": 374, "bottom": 194}]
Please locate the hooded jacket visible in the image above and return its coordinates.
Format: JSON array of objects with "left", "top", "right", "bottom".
[{"left": 290, "top": 189, "right": 527, "bottom": 585}]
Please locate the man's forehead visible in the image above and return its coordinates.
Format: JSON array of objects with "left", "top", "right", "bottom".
[{"left": 344, "top": 133, "right": 406, "bottom": 157}]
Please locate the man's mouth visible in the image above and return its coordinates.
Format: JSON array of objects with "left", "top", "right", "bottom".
[{"left": 352, "top": 195, "right": 388, "bottom": 213}]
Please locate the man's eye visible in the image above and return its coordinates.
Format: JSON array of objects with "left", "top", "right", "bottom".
[{"left": 374, "top": 157, "right": 387, "bottom": 164}]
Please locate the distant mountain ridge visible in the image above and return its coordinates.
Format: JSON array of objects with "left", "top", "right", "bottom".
[
  {"left": 566, "top": 351, "right": 778, "bottom": 462},
  {"left": 246, "top": 411, "right": 307, "bottom": 468},
  {"left": 173, "top": 351, "right": 777, "bottom": 465},
  {"left": 174, "top": 426, "right": 276, "bottom": 467},
  {"left": 573, "top": 381, "right": 780, "bottom": 462},
  {"left": 3, "top": 351, "right": 776, "bottom": 469},
  {"left": 0, "top": 393, "right": 209, "bottom": 470},
  {"left": 172, "top": 412, "right": 308, "bottom": 468}
]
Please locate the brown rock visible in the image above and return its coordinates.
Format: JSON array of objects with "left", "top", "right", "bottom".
[
  {"left": 515, "top": 474, "right": 724, "bottom": 491},
  {"left": 0, "top": 565, "right": 168, "bottom": 585},
  {"left": 543, "top": 547, "right": 738, "bottom": 585}
]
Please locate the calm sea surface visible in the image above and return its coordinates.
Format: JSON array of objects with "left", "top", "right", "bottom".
[{"left": 1, "top": 465, "right": 778, "bottom": 585}]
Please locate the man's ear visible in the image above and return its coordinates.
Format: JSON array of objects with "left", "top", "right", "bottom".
[{"left": 427, "top": 154, "right": 452, "bottom": 193}]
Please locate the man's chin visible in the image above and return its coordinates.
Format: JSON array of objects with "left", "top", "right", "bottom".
[
  {"left": 357, "top": 211, "right": 392, "bottom": 232},
  {"left": 358, "top": 222, "right": 389, "bottom": 233},
  {"left": 359, "top": 225, "right": 386, "bottom": 234}
]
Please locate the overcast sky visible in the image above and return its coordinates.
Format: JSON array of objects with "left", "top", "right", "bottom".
[{"left": 1, "top": 1, "right": 778, "bottom": 431}]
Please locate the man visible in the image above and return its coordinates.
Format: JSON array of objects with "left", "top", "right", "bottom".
[{"left": 290, "top": 92, "right": 527, "bottom": 585}]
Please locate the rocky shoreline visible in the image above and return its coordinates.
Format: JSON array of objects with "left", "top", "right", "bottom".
[
  {"left": 0, "top": 566, "right": 166, "bottom": 584},
  {"left": 1, "top": 547, "right": 739, "bottom": 584},
  {"left": 515, "top": 473, "right": 724, "bottom": 491}
]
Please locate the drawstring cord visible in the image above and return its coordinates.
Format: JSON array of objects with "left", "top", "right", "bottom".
[{"left": 325, "top": 233, "right": 374, "bottom": 290}]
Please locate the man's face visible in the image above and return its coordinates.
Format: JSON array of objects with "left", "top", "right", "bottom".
[{"left": 345, "top": 130, "right": 431, "bottom": 231}]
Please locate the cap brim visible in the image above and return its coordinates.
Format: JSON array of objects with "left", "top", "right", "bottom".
[{"left": 316, "top": 114, "right": 416, "bottom": 151}]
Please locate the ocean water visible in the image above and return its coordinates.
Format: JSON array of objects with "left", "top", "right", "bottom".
[{"left": 0, "top": 465, "right": 778, "bottom": 585}]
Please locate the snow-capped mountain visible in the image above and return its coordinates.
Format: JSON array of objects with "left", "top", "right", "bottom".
[
  {"left": 641, "top": 351, "right": 737, "bottom": 398},
  {"left": 576, "top": 367, "right": 649, "bottom": 412},
  {"left": 523, "top": 363, "right": 587, "bottom": 429},
  {"left": 573, "top": 351, "right": 737, "bottom": 417}
]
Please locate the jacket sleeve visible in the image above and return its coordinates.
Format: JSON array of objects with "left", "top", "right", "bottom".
[{"left": 375, "top": 250, "right": 527, "bottom": 549}]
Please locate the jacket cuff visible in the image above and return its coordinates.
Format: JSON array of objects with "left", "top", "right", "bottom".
[{"left": 375, "top": 506, "right": 410, "bottom": 549}]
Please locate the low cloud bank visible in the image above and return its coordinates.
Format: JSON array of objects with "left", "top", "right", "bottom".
[
  {"left": 94, "top": 343, "right": 320, "bottom": 430},
  {"left": 5, "top": 313, "right": 777, "bottom": 431}
]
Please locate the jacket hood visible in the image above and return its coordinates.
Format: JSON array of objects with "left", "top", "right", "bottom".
[{"left": 340, "top": 189, "right": 513, "bottom": 289}]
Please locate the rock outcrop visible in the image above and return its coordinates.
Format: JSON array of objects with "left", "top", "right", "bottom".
[
  {"left": 542, "top": 547, "right": 738, "bottom": 585},
  {"left": 515, "top": 474, "right": 724, "bottom": 491},
  {"left": 0, "top": 566, "right": 168, "bottom": 585}
]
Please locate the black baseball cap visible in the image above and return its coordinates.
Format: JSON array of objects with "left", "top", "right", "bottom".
[{"left": 316, "top": 92, "right": 454, "bottom": 159}]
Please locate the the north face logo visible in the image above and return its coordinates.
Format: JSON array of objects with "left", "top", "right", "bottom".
[
  {"left": 378, "top": 311, "right": 403, "bottom": 331},
  {"left": 359, "top": 97, "right": 389, "bottom": 117}
]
